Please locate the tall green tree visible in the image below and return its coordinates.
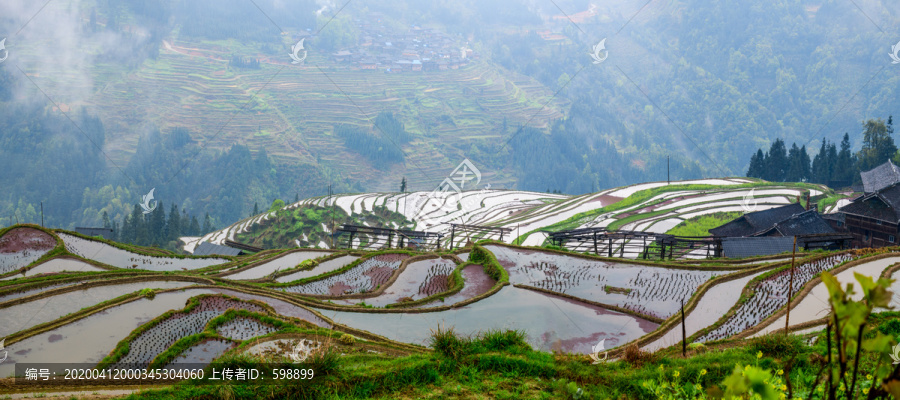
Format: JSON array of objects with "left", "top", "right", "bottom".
[
  {"left": 166, "top": 204, "right": 181, "bottom": 242},
  {"left": 857, "top": 118, "right": 897, "bottom": 172}
]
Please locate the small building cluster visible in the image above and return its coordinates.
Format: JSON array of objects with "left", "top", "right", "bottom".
[
  {"left": 829, "top": 160, "right": 900, "bottom": 248},
  {"left": 329, "top": 18, "right": 475, "bottom": 73}
]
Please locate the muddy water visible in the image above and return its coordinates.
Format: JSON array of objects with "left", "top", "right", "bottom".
[
  {"left": 316, "top": 286, "right": 658, "bottom": 354},
  {"left": 1, "top": 258, "right": 106, "bottom": 280},
  {"left": 58, "top": 233, "right": 228, "bottom": 271},
  {"left": 643, "top": 271, "right": 766, "bottom": 352},
  {"left": 223, "top": 251, "right": 331, "bottom": 280},
  {"left": 0, "top": 287, "right": 331, "bottom": 377},
  {"left": 275, "top": 255, "right": 360, "bottom": 282},
  {"left": 0, "top": 281, "right": 197, "bottom": 337}
]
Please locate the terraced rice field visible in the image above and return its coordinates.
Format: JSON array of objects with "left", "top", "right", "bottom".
[
  {"left": 334, "top": 258, "right": 456, "bottom": 307},
  {"left": 221, "top": 250, "right": 331, "bottom": 280},
  {"left": 216, "top": 316, "right": 279, "bottom": 341},
  {"left": 414, "top": 263, "right": 496, "bottom": 308},
  {"left": 112, "top": 296, "right": 267, "bottom": 368},
  {"left": 751, "top": 255, "right": 900, "bottom": 336},
  {"left": 280, "top": 254, "right": 409, "bottom": 295},
  {"left": 697, "top": 253, "right": 855, "bottom": 341},
  {"left": 0, "top": 181, "right": 866, "bottom": 385},
  {"left": 163, "top": 339, "right": 236, "bottom": 368},
  {"left": 193, "top": 179, "right": 826, "bottom": 255},
  {"left": 1, "top": 280, "right": 197, "bottom": 338},
  {"left": 60, "top": 233, "right": 228, "bottom": 271},
  {"left": 1, "top": 257, "right": 107, "bottom": 280},
  {"left": 275, "top": 255, "right": 360, "bottom": 283},
  {"left": 487, "top": 245, "right": 733, "bottom": 319},
  {"left": 316, "top": 286, "right": 659, "bottom": 353},
  {"left": 0, "top": 227, "right": 57, "bottom": 275}
]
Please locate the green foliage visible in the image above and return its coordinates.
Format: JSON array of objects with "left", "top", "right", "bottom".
[
  {"left": 667, "top": 211, "right": 744, "bottom": 237},
  {"left": 469, "top": 245, "right": 508, "bottom": 282},
  {"left": 268, "top": 199, "right": 285, "bottom": 213},
  {"left": 748, "top": 334, "right": 804, "bottom": 359}
]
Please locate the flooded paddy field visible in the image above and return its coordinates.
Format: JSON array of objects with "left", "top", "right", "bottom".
[
  {"left": 280, "top": 253, "right": 409, "bottom": 295},
  {"left": 333, "top": 258, "right": 456, "bottom": 307},
  {"left": 58, "top": 233, "right": 228, "bottom": 271},
  {"left": 316, "top": 286, "right": 658, "bottom": 353},
  {"left": 486, "top": 245, "right": 734, "bottom": 319},
  {"left": 1, "top": 257, "right": 107, "bottom": 280},
  {"left": 275, "top": 255, "right": 360, "bottom": 282},
  {"left": 0, "top": 227, "right": 57, "bottom": 275},
  {"left": 221, "top": 250, "right": 331, "bottom": 280},
  {"left": 697, "top": 252, "right": 855, "bottom": 341}
]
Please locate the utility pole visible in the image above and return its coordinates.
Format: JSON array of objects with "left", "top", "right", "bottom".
[
  {"left": 40, "top": 202, "right": 44, "bottom": 227},
  {"left": 784, "top": 236, "right": 797, "bottom": 335},
  {"left": 681, "top": 298, "right": 687, "bottom": 356}
]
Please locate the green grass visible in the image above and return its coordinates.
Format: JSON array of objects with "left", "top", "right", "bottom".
[{"left": 666, "top": 211, "right": 744, "bottom": 237}]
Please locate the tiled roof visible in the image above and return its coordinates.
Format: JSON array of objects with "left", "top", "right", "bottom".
[
  {"left": 709, "top": 203, "right": 806, "bottom": 237},
  {"left": 721, "top": 236, "right": 795, "bottom": 258},
  {"left": 767, "top": 210, "right": 835, "bottom": 236},
  {"left": 839, "top": 183, "right": 900, "bottom": 223},
  {"left": 860, "top": 160, "right": 900, "bottom": 193}
]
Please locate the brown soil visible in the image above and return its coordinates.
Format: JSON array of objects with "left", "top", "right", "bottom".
[{"left": 0, "top": 227, "right": 55, "bottom": 254}]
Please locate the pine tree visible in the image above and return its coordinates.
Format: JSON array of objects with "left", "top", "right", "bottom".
[
  {"left": 149, "top": 202, "right": 166, "bottom": 246},
  {"left": 253, "top": 203, "right": 259, "bottom": 216},
  {"left": 101, "top": 211, "right": 111, "bottom": 229},
  {"left": 190, "top": 216, "right": 201, "bottom": 236},
  {"left": 766, "top": 139, "right": 788, "bottom": 182},
  {"left": 166, "top": 204, "right": 181, "bottom": 242},
  {"left": 746, "top": 149, "right": 766, "bottom": 178},
  {"left": 202, "top": 213, "right": 213, "bottom": 234},
  {"left": 400, "top": 177, "right": 407, "bottom": 193}
]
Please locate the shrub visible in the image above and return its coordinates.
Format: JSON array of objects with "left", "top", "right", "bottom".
[
  {"left": 475, "top": 329, "right": 530, "bottom": 353},
  {"left": 429, "top": 325, "right": 471, "bottom": 361},
  {"left": 622, "top": 343, "right": 658, "bottom": 366},
  {"left": 748, "top": 333, "right": 804, "bottom": 358},
  {"left": 339, "top": 334, "right": 356, "bottom": 346}
]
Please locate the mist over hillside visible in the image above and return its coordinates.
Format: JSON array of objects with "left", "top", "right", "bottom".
[{"left": 1, "top": 0, "right": 899, "bottom": 232}]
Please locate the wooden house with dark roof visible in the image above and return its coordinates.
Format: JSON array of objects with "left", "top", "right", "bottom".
[
  {"left": 837, "top": 182, "right": 900, "bottom": 247},
  {"left": 709, "top": 203, "right": 807, "bottom": 237},
  {"left": 860, "top": 160, "right": 900, "bottom": 193}
]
